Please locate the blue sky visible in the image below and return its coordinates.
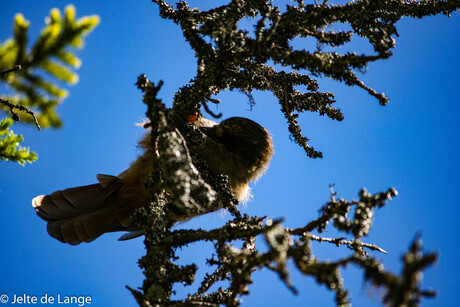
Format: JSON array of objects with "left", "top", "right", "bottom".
[{"left": 1, "top": 1, "right": 458, "bottom": 306}]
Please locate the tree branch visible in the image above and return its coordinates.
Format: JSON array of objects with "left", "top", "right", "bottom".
[{"left": 0, "top": 65, "right": 22, "bottom": 78}]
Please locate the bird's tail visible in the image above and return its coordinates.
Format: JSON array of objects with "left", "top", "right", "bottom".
[{"left": 32, "top": 174, "right": 133, "bottom": 245}]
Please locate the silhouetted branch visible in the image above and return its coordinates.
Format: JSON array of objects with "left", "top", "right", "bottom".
[
  {"left": 0, "top": 65, "right": 22, "bottom": 78},
  {"left": 0, "top": 97, "right": 41, "bottom": 130}
]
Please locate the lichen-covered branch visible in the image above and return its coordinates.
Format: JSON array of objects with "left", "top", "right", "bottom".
[
  {"left": 128, "top": 124, "right": 437, "bottom": 305},
  {"left": 126, "top": 1, "right": 457, "bottom": 306},
  {"left": 152, "top": 0, "right": 458, "bottom": 158}
]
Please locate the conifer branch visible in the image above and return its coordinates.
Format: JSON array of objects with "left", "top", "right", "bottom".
[
  {"left": 0, "top": 6, "right": 98, "bottom": 166},
  {"left": 0, "top": 5, "right": 99, "bottom": 129},
  {"left": 0, "top": 65, "right": 40, "bottom": 130},
  {"left": 0, "top": 118, "right": 37, "bottom": 165}
]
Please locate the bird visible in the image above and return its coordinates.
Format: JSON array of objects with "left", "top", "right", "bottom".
[{"left": 32, "top": 116, "right": 274, "bottom": 245}]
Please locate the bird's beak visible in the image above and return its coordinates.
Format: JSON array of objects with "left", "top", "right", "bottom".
[{"left": 199, "top": 126, "right": 218, "bottom": 140}]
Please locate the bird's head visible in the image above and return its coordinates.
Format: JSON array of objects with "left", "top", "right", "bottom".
[{"left": 199, "top": 117, "right": 274, "bottom": 182}]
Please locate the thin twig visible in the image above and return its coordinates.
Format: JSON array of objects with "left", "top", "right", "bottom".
[
  {"left": 202, "top": 99, "right": 222, "bottom": 118},
  {"left": 304, "top": 233, "right": 387, "bottom": 254},
  {"left": 0, "top": 64, "right": 40, "bottom": 129},
  {"left": 0, "top": 65, "right": 22, "bottom": 78},
  {"left": 0, "top": 98, "right": 41, "bottom": 130}
]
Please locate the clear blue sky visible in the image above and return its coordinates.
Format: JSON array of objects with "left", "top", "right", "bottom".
[{"left": 1, "top": 1, "right": 458, "bottom": 306}]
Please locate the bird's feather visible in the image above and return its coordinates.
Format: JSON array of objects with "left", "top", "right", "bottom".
[{"left": 32, "top": 117, "right": 273, "bottom": 245}]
